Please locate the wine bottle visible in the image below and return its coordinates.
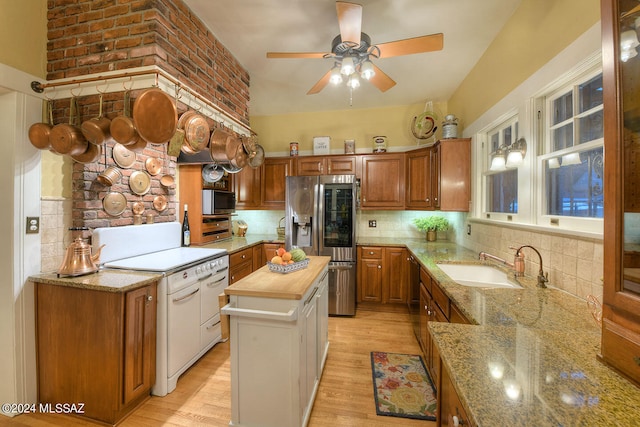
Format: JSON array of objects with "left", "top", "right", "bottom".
[{"left": 182, "top": 204, "right": 191, "bottom": 247}]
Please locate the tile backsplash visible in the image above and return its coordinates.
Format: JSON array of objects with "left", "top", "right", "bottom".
[
  {"left": 42, "top": 201, "right": 602, "bottom": 303},
  {"left": 461, "top": 220, "right": 603, "bottom": 302}
]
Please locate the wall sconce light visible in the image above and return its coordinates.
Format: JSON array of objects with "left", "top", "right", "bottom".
[
  {"left": 489, "top": 146, "right": 507, "bottom": 171},
  {"left": 490, "top": 137, "right": 527, "bottom": 171},
  {"left": 505, "top": 137, "right": 527, "bottom": 168}
]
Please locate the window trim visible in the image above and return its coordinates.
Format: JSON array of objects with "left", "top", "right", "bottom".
[
  {"left": 480, "top": 110, "right": 522, "bottom": 221},
  {"left": 534, "top": 63, "right": 604, "bottom": 233}
]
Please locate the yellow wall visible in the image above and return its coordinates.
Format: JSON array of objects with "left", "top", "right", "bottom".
[
  {"left": 0, "top": 0, "right": 47, "bottom": 78},
  {"left": 448, "top": 0, "right": 601, "bottom": 125},
  {"left": 251, "top": 101, "right": 448, "bottom": 154},
  {"left": 0, "top": 0, "right": 69, "bottom": 198}
]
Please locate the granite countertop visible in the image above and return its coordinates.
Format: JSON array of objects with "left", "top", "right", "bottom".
[
  {"left": 224, "top": 256, "right": 331, "bottom": 300},
  {"left": 396, "top": 240, "right": 640, "bottom": 426},
  {"left": 29, "top": 270, "right": 161, "bottom": 292},
  {"left": 200, "top": 234, "right": 283, "bottom": 253},
  {"left": 196, "top": 235, "right": 640, "bottom": 424}
]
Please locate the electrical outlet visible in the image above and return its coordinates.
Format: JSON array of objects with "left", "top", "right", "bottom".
[
  {"left": 26, "top": 216, "right": 40, "bottom": 234},
  {"left": 368, "top": 220, "right": 377, "bottom": 228}
]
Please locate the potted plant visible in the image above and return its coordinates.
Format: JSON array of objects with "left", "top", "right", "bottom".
[{"left": 413, "top": 216, "right": 449, "bottom": 241}]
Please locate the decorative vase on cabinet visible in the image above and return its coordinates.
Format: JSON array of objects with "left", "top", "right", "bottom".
[{"left": 601, "top": 0, "right": 640, "bottom": 387}]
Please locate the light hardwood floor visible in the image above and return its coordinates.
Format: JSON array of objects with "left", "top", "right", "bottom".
[{"left": 5, "top": 305, "right": 435, "bottom": 427}]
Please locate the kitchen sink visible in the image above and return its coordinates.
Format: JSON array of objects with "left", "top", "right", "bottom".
[{"left": 437, "top": 263, "right": 522, "bottom": 289}]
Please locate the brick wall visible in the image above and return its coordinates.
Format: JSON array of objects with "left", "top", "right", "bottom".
[{"left": 46, "top": 0, "right": 250, "bottom": 230}]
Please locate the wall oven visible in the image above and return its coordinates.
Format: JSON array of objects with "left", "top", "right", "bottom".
[{"left": 93, "top": 222, "right": 229, "bottom": 396}]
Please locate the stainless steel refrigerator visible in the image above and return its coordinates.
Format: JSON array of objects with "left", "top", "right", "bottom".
[{"left": 285, "top": 175, "right": 357, "bottom": 315}]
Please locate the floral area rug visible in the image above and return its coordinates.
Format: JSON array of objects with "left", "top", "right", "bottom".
[{"left": 370, "top": 351, "right": 437, "bottom": 421}]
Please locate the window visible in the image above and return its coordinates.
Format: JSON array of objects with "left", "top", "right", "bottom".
[
  {"left": 483, "top": 117, "right": 519, "bottom": 214},
  {"left": 541, "top": 72, "right": 604, "bottom": 220}
]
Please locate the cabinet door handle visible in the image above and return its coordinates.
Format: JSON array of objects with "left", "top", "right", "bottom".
[
  {"left": 378, "top": 265, "right": 382, "bottom": 269},
  {"left": 426, "top": 198, "right": 430, "bottom": 202},
  {"left": 327, "top": 166, "right": 331, "bottom": 174},
  {"left": 369, "top": 251, "right": 374, "bottom": 255},
  {"left": 147, "top": 295, "right": 153, "bottom": 302},
  {"left": 241, "top": 254, "right": 246, "bottom": 259}
]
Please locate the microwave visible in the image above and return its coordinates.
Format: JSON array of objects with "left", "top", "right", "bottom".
[{"left": 202, "top": 190, "right": 236, "bottom": 214}]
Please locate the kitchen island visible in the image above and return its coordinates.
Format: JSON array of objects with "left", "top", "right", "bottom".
[{"left": 222, "top": 255, "right": 330, "bottom": 427}]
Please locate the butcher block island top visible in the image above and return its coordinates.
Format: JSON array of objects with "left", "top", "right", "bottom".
[{"left": 225, "top": 255, "right": 331, "bottom": 300}]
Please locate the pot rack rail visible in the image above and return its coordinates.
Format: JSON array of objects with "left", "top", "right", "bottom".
[{"left": 30, "top": 65, "right": 251, "bottom": 137}]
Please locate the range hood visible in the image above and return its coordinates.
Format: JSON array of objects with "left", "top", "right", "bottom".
[{"left": 176, "top": 150, "right": 218, "bottom": 164}]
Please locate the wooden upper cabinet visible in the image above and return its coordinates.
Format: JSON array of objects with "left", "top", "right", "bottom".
[
  {"left": 261, "top": 157, "right": 296, "bottom": 208},
  {"left": 296, "top": 155, "right": 358, "bottom": 176},
  {"left": 405, "top": 139, "right": 470, "bottom": 211},
  {"left": 234, "top": 165, "right": 261, "bottom": 209},
  {"left": 437, "top": 138, "right": 470, "bottom": 211},
  {"left": 406, "top": 147, "right": 434, "bottom": 209},
  {"left": 360, "top": 153, "right": 405, "bottom": 209}
]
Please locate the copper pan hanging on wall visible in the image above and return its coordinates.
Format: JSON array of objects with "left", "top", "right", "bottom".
[
  {"left": 133, "top": 88, "right": 177, "bottom": 144},
  {"left": 110, "top": 91, "right": 139, "bottom": 146},
  {"left": 28, "top": 99, "right": 54, "bottom": 150},
  {"left": 49, "top": 97, "right": 88, "bottom": 156},
  {"left": 209, "top": 125, "right": 232, "bottom": 163}
]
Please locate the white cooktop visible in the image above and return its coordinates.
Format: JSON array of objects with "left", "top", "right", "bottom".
[
  {"left": 103, "top": 247, "right": 227, "bottom": 272},
  {"left": 93, "top": 222, "right": 227, "bottom": 272}
]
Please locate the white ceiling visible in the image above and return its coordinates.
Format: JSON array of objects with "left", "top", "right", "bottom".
[{"left": 184, "top": 0, "right": 523, "bottom": 116}]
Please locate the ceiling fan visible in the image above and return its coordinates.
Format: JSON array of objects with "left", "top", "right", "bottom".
[{"left": 266, "top": 1, "right": 444, "bottom": 95}]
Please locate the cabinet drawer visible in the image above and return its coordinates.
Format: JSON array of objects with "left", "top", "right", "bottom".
[
  {"left": 230, "top": 247, "right": 253, "bottom": 265},
  {"left": 420, "top": 268, "right": 432, "bottom": 294},
  {"left": 202, "top": 218, "right": 230, "bottom": 233},
  {"left": 602, "top": 319, "right": 640, "bottom": 382},
  {"left": 431, "top": 280, "right": 450, "bottom": 320},
  {"left": 201, "top": 230, "right": 231, "bottom": 243},
  {"left": 360, "top": 247, "right": 383, "bottom": 259}
]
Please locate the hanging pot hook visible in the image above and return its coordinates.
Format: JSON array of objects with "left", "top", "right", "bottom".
[
  {"left": 96, "top": 79, "right": 108, "bottom": 94},
  {"left": 70, "top": 83, "right": 81, "bottom": 97},
  {"left": 122, "top": 76, "right": 133, "bottom": 91}
]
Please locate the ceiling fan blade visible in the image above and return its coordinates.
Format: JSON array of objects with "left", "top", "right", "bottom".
[
  {"left": 266, "top": 52, "right": 328, "bottom": 59},
  {"left": 336, "top": 1, "right": 362, "bottom": 45},
  {"left": 369, "top": 64, "right": 396, "bottom": 92},
  {"left": 307, "top": 70, "right": 333, "bottom": 95},
  {"left": 376, "top": 33, "right": 444, "bottom": 58}
]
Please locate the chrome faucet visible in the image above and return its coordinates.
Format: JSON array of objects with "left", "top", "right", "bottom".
[{"left": 515, "top": 245, "right": 548, "bottom": 288}]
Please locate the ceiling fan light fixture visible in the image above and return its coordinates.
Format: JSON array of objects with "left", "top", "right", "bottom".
[
  {"left": 360, "top": 59, "right": 375, "bottom": 80},
  {"left": 347, "top": 74, "right": 360, "bottom": 89},
  {"left": 340, "top": 56, "right": 355, "bottom": 75},
  {"left": 330, "top": 66, "right": 343, "bottom": 85}
]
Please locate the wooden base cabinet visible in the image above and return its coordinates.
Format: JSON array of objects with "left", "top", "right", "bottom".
[
  {"left": 439, "top": 363, "right": 474, "bottom": 427},
  {"left": 35, "top": 282, "right": 157, "bottom": 425},
  {"left": 357, "top": 246, "right": 408, "bottom": 304}
]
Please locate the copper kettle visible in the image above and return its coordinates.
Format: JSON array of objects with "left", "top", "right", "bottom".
[{"left": 57, "top": 231, "right": 105, "bottom": 277}]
